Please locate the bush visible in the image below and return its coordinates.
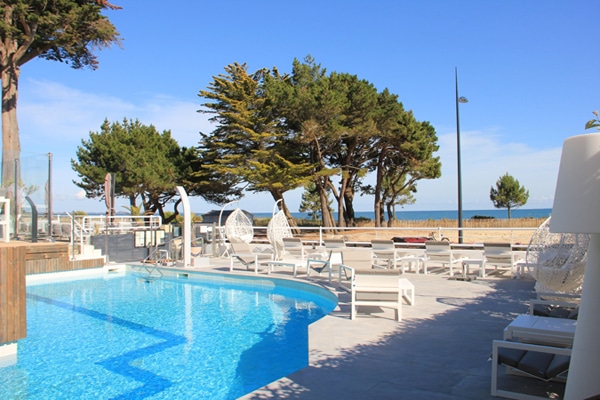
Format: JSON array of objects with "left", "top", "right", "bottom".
[
  {"left": 253, "top": 217, "right": 270, "bottom": 227},
  {"left": 472, "top": 215, "right": 495, "bottom": 220}
]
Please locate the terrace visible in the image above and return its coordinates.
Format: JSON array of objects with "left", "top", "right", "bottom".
[{"left": 0, "top": 214, "right": 575, "bottom": 399}]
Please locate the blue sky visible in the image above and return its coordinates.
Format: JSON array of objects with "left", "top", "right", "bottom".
[{"left": 12, "top": 0, "right": 599, "bottom": 214}]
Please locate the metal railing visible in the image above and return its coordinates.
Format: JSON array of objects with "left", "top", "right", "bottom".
[
  {"left": 249, "top": 225, "right": 538, "bottom": 247},
  {"left": 54, "top": 214, "right": 163, "bottom": 256}
]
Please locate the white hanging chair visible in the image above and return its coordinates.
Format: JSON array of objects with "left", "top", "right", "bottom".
[
  {"left": 224, "top": 208, "right": 254, "bottom": 244},
  {"left": 267, "top": 201, "right": 293, "bottom": 259},
  {"left": 526, "top": 216, "right": 589, "bottom": 295}
]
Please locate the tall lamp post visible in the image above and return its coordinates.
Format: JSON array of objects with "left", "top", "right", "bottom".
[{"left": 455, "top": 67, "right": 468, "bottom": 244}]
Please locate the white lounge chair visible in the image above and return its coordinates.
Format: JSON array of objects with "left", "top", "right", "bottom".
[
  {"left": 528, "top": 293, "right": 581, "bottom": 320},
  {"left": 307, "top": 238, "right": 346, "bottom": 283},
  {"left": 371, "top": 239, "right": 425, "bottom": 273},
  {"left": 281, "top": 237, "right": 307, "bottom": 259},
  {"left": 337, "top": 248, "right": 376, "bottom": 287},
  {"left": 483, "top": 242, "right": 525, "bottom": 278},
  {"left": 491, "top": 339, "right": 571, "bottom": 399},
  {"left": 268, "top": 237, "right": 324, "bottom": 276},
  {"left": 339, "top": 248, "right": 413, "bottom": 321},
  {"left": 229, "top": 241, "right": 273, "bottom": 274},
  {"left": 371, "top": 239, "right": 400, "bottom": 268},
  {"left": 424, "top": 240, "right": 467, "bottom": 277}
]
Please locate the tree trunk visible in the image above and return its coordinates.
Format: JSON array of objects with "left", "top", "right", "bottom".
[
  {"left": 269, "top": 189, "right": 298, "bottom": 230},
  {"left": 1, "top": 62, "right": 21, "bottom": 187},
  {"left": 319, "top": 189, "right": 335, "bottom": 230},
  {"left": 337, "top": 178, "right": 348, "bottom": 228},
  {"left": 314, "top": 178, "right": 334, "bottom": 232},
  {"left": 373, "top": 151, "right": 386, "bottom": 227},
  {"left": 386, "top": 202, "right": 394, "bottom": 227},
  {"left": 343, "top": 190, "right": 355, "bottom": 226}
]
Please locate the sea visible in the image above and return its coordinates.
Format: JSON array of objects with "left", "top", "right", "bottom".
[{"left": 252, "top": 208, "right": 552, "bottom": 221}]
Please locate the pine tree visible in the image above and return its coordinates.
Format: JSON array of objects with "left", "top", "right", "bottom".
[{"left": 490, "top": 173, "right": 529, "bottom": 219}]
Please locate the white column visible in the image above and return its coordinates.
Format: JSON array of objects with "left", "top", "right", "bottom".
[
  {"left": 176, "top": 186, "right": 191, "bottom": 267},
  {"left": 565, "top": 233, "right": 600, "bottom": 399}
]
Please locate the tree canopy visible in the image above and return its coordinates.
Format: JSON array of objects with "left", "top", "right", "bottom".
[
  {"left": 198, "top": 56, "right": 441, "bottom": 227},
  {"left": 489, "top": 173, "right": 529, "bottom": 218},
  {"left": 72, "top": 119, "right": 189, "bottom": 223},
  {"left": 1, "top": 0, "right": 121, "bottom": 186},
  {"left": 71, "top": 56, "right": 442, "bottom": 225},
  {"left": 197, "top": 62, "right": 313, "bottom": 223}
]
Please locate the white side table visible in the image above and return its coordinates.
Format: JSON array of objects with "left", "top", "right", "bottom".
[
  {"left": 462, "top": 259, "right": 485, "bottom": 277},
  {"left": 399, "top": 256, "right": 426, "bottom": 274}
]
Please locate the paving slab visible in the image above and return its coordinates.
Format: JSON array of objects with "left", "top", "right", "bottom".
[{"left": 198, "top": 258, "right": 564, "bottom": 399}]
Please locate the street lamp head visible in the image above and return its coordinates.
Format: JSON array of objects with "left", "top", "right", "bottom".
[{"left": 458, "top": 96, "right": 468, "bottom": 104}]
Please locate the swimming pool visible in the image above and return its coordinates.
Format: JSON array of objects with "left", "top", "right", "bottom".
[{"left": 1, "top": 269, "right": 337, "bottom": 399}]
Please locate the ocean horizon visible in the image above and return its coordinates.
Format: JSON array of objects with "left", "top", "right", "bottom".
[
  {"left": 75, "top": 207, "right": 552, "bottom": 222},
  {"left": 251, "top": 208, "right": 552, "bottom": 221}
]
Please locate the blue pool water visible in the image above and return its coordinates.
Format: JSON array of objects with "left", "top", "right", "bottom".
[{"left": 1, "top": 272, "right": 337, "bottom": 399}]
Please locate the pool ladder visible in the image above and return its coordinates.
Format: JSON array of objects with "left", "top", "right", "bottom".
[{"left": 135, "top": 249, "right": 170, "bottom": 281}]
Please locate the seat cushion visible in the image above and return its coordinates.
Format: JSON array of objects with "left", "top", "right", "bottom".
[
  {"left": 517, "top": 351, "right": 555, "bottom": 379},
  {"left": 568, "top": 307, "right": 579, "bottom": 320},
  {"left": 548, "top": 306, "right": 573, "bottom": 319},
  {"left": 533, "top": 304, "right": 552, "bottom": 316},
  {"left": 546, "top": 354, "right": 570, "bottom": 379},
  {"left": 497, "top": 347, "right": 526, "bottom": 368}
]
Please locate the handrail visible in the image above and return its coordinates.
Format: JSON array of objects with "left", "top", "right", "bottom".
[
  {"left": 143, "top": 235, "right": 181, "bottom": 266},
  {"left": 135, "top": 250, "right": 165, "bottom": 280}
]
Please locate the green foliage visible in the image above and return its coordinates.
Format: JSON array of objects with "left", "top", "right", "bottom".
[
  {"left": 0, "top": 0, "right": 121, "bottom": 69},
  {"left": 299, "top": 182, "right": 332, "bottom": 221},
  {"left": 489, "top": 173, "right": 529, "bottom": 218},
  {"left": 198, "top": 62, "right": 312, "bottom": 212},
  {"left": 122, "top": 203, "right": 142, "bottom": 216},
  {"left": 266, "top": 56, "right": 343, "bottom": 227},
  {"left": 364, "top": 89, "right": 441, "bottom": 226},
  {"left": 163, "top": 211, "right": 203, "bottom": 224},
  {"left": 252, "top": 217, "right": 271, "bottom": 227},
  {"left": 178, "top": 145, "right": 242, "bottom": 205},
  {"left": 71, "top": 118, "right": 187, "bottom": 223},
  {"left": 198, "top": 56, "right": 442, "bottom": 227},
  {"left": 0, "top": 0, "right": 122, "bottom": 184},
  {"left": 585, "top": 110, "right": 600, "bottom": 130}
]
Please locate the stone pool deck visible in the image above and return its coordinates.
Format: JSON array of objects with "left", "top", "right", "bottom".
[{"left": 184, "top": 259, "right": 564, "bottom": 399}]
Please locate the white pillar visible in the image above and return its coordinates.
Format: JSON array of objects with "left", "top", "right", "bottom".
[
  {"left": 565, "top": 233, "right": 600, "bottom": 399},
  {"left": 176, "top": 186, "right": 191, "bottom": 267}
]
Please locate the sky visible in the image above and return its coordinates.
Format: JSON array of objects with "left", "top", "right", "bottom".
[{"left": 9, "top": 0, "right": 600, "bottom": 215}]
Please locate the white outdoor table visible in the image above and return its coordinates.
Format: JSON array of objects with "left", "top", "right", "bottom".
[
  {"left": 462, "top": 258, "right": 485, "bottom": 277},
  {"left": 399, "top": 255, "right": 426, "bottom": 274}
]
